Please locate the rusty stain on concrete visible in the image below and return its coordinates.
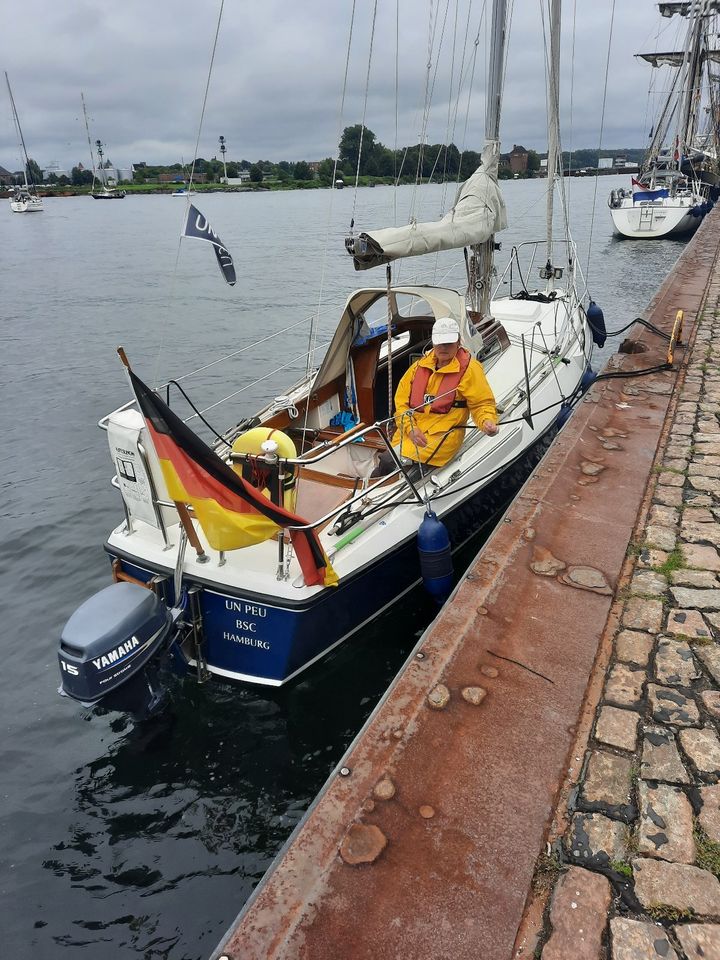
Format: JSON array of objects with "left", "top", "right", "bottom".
[
  {"left": 426, "top": 684, "right": 451, "bottom": 710},
  {"left": 530, "top": 545, "right": 567, "bottom": 576},
  {"left": 339, "top": 824, "right": 387, "bottom": 865},
  {"left": 372, "top": 778, "right": 396, "bottom": 801},
  {"left": 559, "top": 565, "right": 613, "bottom": 595},
  {"left": 461, "top": 686, "right": 487, "bottom": 705},
  {"left": 212, "top": 210, "right": 720, "bottom": 960}
]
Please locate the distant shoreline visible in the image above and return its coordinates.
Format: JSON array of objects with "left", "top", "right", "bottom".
[{"left": 0, "top": 168, "right": 637, "bottom": 200}]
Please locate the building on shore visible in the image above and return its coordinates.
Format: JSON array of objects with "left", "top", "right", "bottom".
[{"left": 508, "top": 144, "right": 529, "bottom": 175}]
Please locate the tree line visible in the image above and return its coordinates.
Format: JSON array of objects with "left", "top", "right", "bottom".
[{"left": 10, "top": 127, "right": 647, "bottom": 188}]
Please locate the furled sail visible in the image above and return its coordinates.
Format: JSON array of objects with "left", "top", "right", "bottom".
[
  {"left": 659, "top": 2, "right": 720, "bottom": 18},
  {"left": 637, "top": 50, "right": 720, "bottom": 67},
  {"left": 345, "top": 142, "right": 507, "bottom": 271}
]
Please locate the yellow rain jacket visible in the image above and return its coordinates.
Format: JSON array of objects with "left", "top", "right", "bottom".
[{"left": 394, "top": 350, "right": 497, "bottom": 466}]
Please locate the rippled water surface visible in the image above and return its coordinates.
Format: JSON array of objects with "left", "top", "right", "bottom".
[{"left": 0, "top": 176, "right": 688, "bottom": 958}]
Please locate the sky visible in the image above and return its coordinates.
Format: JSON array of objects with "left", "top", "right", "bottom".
[{"left": 0, "top": 0, "right": 696, "bottom": 173}]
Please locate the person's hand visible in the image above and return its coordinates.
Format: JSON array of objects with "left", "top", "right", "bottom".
[
  {"left": 482, "top": 420, "right": 498, "bottom": 436},
  {"left": 409, "top": 427, "right": 428, "bottom": 447}
]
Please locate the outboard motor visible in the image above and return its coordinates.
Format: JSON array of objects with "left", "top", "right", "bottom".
[{"left": 58, "top": 581, "right": 178, "bottom": 718}]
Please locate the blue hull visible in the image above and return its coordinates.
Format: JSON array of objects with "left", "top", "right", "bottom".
[{"left": 108, "top": 430, "right": 552, "bottom": 685}]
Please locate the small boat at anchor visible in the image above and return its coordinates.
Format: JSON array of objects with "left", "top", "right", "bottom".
[
  {"left": 5, "top": 72, "right": 43, "bottom": 214},
  {"left": 89, "top": 133, "right": 125, "bottom": 199},
  {"left": 92, "top": 185, "right": 126, "bottom": 199},
  {"left": 57, "top": 0, "right": 599, "bottom": 718}
]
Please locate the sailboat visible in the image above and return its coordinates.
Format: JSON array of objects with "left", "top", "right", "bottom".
[
  {"left": 80, "top": 96, "right": 126, "bottom": 199},
  {"left": 57, "top": 0, "right": 596, "bottom": 717},
  {"left": 4, "top": 72, "right": 43, "bottom": 214},
  {"left": 609, "top": 0, "right": 718, "bottom": 238},
  {"left": 90, "top": 137, "right": 125, "bottom": 199}
]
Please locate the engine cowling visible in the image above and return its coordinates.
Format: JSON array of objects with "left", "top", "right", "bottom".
[{"left": 58, "top": 581, "right": 175, "bottom": 717}]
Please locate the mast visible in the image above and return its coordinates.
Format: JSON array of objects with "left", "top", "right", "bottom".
[
  {"left": 81, "top": 92, "right": 98, "bottom": 192},
  {"left": 675, "top": 4, "right": 703, "bottom": 169},
  {"left": 95, "top": 140, "right": 106, "bottom": 186},
  {"left": 639, "top": 2, "right": 720, "bottom": 173},
  {"left": 545, "top": 0, "right": 561, "bottom": 286},
  {"left": 471, "top": 0, "right": 508, "bottom": 318},
  {"left": 5, "top": 72, "right": 33, "bottom": 191}
]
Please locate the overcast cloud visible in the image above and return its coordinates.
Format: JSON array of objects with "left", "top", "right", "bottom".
[{"left": 0, "top": 0, "right": 696, "bottom": 172}]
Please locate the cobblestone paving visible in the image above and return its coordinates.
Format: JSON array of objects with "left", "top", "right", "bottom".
[{"left": 540, "top": 294, "right": 720, "bottom": 959}]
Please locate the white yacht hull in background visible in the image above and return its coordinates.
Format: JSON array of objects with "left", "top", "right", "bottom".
[
  {"left": 9, "top": 193, "right": 43, "bottom": 213},
  {"left": 609, "top": 197, "right": 702, "bottom": 238}
]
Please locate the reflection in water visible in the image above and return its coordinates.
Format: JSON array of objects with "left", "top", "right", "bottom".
[{"left": 41, "top": 593, "right": 434, "bottom": 956}]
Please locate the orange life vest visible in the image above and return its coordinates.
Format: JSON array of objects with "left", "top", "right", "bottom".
[{"left": 409, "top": 347, "right": 472, "bottom": 414}]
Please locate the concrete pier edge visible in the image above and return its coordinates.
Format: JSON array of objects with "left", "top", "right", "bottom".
[
  {"left": 529, "top": 215, "right": 720, "bottom": 960},
  {"left": 213, "top": 208, "right": 720, "bottom": 960}
]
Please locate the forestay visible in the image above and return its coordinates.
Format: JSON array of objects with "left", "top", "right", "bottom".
[{"left": 346, "top": 143, "right": 507, "bottom": 271}]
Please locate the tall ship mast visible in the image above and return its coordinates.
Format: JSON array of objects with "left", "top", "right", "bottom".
[{"left": 608, "top": 0, "right": 718, "bottom": 238}]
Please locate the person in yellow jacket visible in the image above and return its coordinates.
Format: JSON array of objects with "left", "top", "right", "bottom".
[{"left": 392, "top": 316, "right": 498, "bottom": 469}]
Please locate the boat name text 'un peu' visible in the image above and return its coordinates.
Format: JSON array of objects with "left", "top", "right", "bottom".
[{"left": 224, "top": 600, "right": 268, "bottom": 618}]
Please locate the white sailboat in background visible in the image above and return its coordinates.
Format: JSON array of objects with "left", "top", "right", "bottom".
[
  {"left": 90, "top": 138, "right": 126, "bottom": 199},
  {"left": 57, "top": 0, "right": 597, "bottom": 717},
  {"left": 80, "top": 94, "right": 125, "bottom": 199},
  {"left": 4, "top": 72, "right": 43, "bottom": 214},
  {"left": 609, "top": 0, "right": 718, "bottom": 238}
]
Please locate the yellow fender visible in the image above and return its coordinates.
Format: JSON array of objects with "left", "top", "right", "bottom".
[{"left": 231, "top": 427, "right": 297, "bottom": 511}]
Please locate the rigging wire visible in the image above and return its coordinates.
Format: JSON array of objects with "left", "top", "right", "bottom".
[
  {"left": 564, "top": 0, "right": 578, "bottom": 220},
  {"left": 641, "top": 14, "right": 663, "bottom": 144},
  {"left": 300, "top": 2, "right": 360, "bottom": 501},
  {"left": 351, "top": 0, "right": 379, "bottom": 219},
  {"left": 411, "top": 0, "right": 452, "bottom": 221},
  {"left": 172, "top": 316, "right": 312, "bottom": 384},
  {"left": 152, "top": 0, "right": 227, "bottom": 388},
  {"left": 457, "top": 7, "right": 484, "bottom": 182},
  {"left": 584, "top": 0, "right": 616, "bottom": 290},
  {"left": 394, "top": 0, "right": 400, "bottom": 226},
  {"left": 308, "top": 0, "right": 357, "bottom": 380}
]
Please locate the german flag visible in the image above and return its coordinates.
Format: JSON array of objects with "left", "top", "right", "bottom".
[{"left": 129, "top": 368, "right": 338, "bottom": 588}]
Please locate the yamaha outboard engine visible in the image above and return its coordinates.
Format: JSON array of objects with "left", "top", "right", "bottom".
[{"left": 58, "top": 581, "right": 177, "bottom": 718}]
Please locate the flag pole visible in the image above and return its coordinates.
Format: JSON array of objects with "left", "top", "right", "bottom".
[{"left": 117, "top": 347, "right": 209, "bottom": 564}]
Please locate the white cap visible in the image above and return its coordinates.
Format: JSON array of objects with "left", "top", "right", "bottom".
[{"left": 432, "top": 316, "right": 460, "bottom": 345}]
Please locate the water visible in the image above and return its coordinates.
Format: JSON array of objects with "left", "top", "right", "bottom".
[{"left": 0, "top": 175, "right": 687, "bottom": 958}]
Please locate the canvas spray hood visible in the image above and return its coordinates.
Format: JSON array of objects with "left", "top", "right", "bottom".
[{"left": 345, "top": 142, "right": 507, "bottom": 271}]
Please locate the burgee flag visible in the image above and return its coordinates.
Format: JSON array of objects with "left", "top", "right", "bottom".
[
  {"left": 182, "top": 203, "right": 237, "bottom": 286},
  {"left": 128, "top": 368, "right": 337, "bottom": 587}
]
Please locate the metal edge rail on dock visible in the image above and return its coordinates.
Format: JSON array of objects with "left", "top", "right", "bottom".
[{"left": 211, "top": 207, "right": 720, "bottom": 960}]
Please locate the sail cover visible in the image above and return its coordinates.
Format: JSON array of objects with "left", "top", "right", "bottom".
[{"left": 346, "top": 142, "right": 507, "bottom": 271}]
